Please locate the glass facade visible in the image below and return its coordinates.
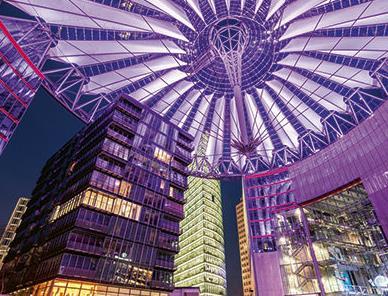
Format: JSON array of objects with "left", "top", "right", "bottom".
[
  {"left": 236, "top": 199, "right": 255, "bottom": 296},
  {"left": 275, "top": 183, "right": 388, "bottom": 296},
  {"left": 244, "top": 167, "right": 295, "bottom": 253},
  {"left": 1, "top": 95, "right": 193, "bottom": 294},
  {"left": 244, "top": 165, "right": 388, "bottom": 296},
  {"left": 174, "top": 177, "right": 227, "bottom": 296},
  {"left": 10, "top": 278, "right": 169, "bottom": 296}
]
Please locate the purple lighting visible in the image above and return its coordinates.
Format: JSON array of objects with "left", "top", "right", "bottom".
[{"left": 0, "top": 0, "right": 386, "bottom": 177}]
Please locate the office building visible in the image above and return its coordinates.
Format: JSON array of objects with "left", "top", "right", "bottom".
[
  {"left": 174, "top": 177, "right": 227, "bottom": 296},
  {"left": 0, "top": 197, "right": 29, "bottom": 269},
  {"left": 236, "top": 199, "right": 254, "bottom": 296},
  {"left": 1, "top": 95, "right": 193, "bottom": 296}
]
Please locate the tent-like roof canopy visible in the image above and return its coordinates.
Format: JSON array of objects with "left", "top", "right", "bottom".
[{"left": 6, "top": 0, "right": 388, "bottom": 178}]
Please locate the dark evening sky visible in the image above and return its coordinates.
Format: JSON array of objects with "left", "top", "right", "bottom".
[{"left": 0, "top": 88, "right": 243, "bottom": 295}]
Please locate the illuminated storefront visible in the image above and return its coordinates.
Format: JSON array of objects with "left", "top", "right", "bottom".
[{"left": 10, "top": 279, "right": 169, "bottom": 296}]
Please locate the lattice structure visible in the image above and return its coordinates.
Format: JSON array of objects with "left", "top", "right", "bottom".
[
  {"left": 0, "top": 16, "right": 50, "bottom": 154},
  {"left": 1, "top": 0, "right": 388, "bottom": 178},
  {"left": 243, "top": 167, "right": 295, "bottom": 252},
  {"left": 211, "top": 18, "right": 248, "bottom": 88},
  {"left": 274, "top": 184, "right": 388, "bottom": 295}
]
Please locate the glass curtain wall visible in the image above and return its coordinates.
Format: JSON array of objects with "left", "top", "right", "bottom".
[{"left": 274, "top": 183, "right": 388, "bottom": 296}]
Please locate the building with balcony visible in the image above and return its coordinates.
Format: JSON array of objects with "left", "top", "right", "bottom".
[
  {"left": 236, "top": 199, "right": 255, "bottom": 296},
  {"left": 174, "top": 176, "right": 227, "bottom": 296},
  {"left": 1, "top": 95, "right": 193, "bottom": 296},
  {"left": 0, "top": 197, "right": 29, "bottom": 269}
]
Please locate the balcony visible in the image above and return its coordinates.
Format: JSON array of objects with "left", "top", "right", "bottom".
[
  {"left": 174, "top": 146, "right": 192, "bottom": 163},
  {"left": 159, "top": 221, "right": 180, "bottom": 235},
  {"left": 164, "top": 202, "right": 184, "bottom": 219},
  {"left": 170, "top": 175, "right": 187, "bottom": 189},
  {"left": 117, "top": 102, "right": 142, "bottom": 118},
  {"left": 155, "top": 259, "right": 176, "bottom": 270},
  {"left": 75, "top": 219, "right": 109, "bottom": 234},
  {"left": 112, "top": 114, "right": 137, "bottom": 131},
  {"left": 95, "top": 157, "right": 123, "bottom": 177},
  {"left": 170, "top": 159, "right": 187, "bottom": 174},
  {"left": 177, "top": 137, "right": 194, "bottom": 150},
  {"left": 106, "top": 129, "right": 133, "bottom": 147},
  {"left": 168, "top": 192, "right": 184, "bottom": 204},
  {"left": 151, "top": 280, "right": 174, "bottom": 291},
  {"left": 67, "top": 241, "right": 104, "bottom": 256},
  {"left": 159, "top": 240, "right": 179, "bottom": 253},
  {"left": 59, "top": 266, "right": 96, "bottom": 278}
]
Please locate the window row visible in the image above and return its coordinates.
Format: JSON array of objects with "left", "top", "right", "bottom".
[
  {"left": 51, "top": 188, "right": 141, "bottom": 222},
  {"left": 102, "top": 138, "right": 130, "bottom": 161},
  {"left": 61, "top": 253, "right": 97, "bottom": 271}
]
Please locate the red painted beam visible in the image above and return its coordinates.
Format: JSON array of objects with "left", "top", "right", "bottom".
[
  {"left": 246, "top": 189, "right": 295, "bottom": 200},
  {"left": 244, "top": 166, "right": 289, "bottom": 179},
  {"left": 0, "top": 51, "right": 37, "bottom": 92},
  {"left": 0, "top": 107, "right": 20, "bottom": 124},
  {"left": 247, "top": 178, "right": 291, "bottom": 190},
  {"left": 0, "top": 20, "right": 45, "bottom": 80},
  {"left": 0, "top": 78, "right": 28, "bottom": 107},
  {"left": 0, "top": 132, "right": 9, "bottom": 142}
]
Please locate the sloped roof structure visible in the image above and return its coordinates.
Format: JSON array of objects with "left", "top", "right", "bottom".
[{"left": 5, "top": 0, "right": 388, "bottom": 177}]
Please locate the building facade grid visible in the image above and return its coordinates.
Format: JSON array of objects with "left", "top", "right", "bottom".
[
  {"left": 1, "top": 95, "right": 193, "bottom": 295},
  {"left": 174, "top": 177, "right": 227, "bottom": 296}
]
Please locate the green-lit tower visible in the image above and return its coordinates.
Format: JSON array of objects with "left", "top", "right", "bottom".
[{"left": 174, "top": 134, "right": 227, "bottom": 296}]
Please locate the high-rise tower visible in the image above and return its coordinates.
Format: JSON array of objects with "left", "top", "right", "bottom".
[
  {"left": 1, "top": 95, "right": 193, "bottom": 296},
  {"left": 174, "top": 176, "right": 227, "bottom": 296}
]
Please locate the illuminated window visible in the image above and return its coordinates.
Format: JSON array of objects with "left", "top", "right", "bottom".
[
  {"left": 169, "top": 186, "right": 174, "bottom": 197},
  {"left": 102, "top": 138, "right": 129, "bottom": 160},
  {"left": 160, "top": 180, "right": 166, "bottom": 190},
  {"left": 119, "top": 180, "right": 132, "bottom": 197},
  {"left": 50, "top": 188, "right": 141, "bottom": 222},
  {"left": 67, "top": 161, "right": 77, "bottom": 175},
  {"left": 154, "top": 147, "right": 171, "bottom": 164},
  {"left": 21, "top": 279, "right": 170, "bottom": 296}
]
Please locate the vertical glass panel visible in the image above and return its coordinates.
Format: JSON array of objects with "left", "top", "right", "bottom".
[
  {"left": 305, "top": 183, "right": 387, "bottom": 295},
  {"left": 119, "top": 181, "right": 132, "bottom": 197},
  {"left": 52, "top": 287, "right": 66, "bottom": 296}
]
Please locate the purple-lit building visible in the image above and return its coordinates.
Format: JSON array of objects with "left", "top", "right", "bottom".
[
  {"left": 1, "top": 95, "right": 193, "bottom": 295},
  {"left": 243, "top": 101, "right": 388, "bottom": 295}
]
